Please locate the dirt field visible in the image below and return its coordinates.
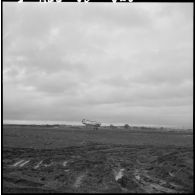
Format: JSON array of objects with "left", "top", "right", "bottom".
[{"left": 3, "top": 125, "right": 193, "bottom": 193}]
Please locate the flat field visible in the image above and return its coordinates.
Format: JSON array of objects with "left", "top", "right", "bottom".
[{"left": 3, "top": 125, "right": 193, "bottom": 193}]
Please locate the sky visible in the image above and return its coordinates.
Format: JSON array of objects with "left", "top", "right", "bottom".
[{"left": 3, "top": 2, "right": 193, "bottom": 128}]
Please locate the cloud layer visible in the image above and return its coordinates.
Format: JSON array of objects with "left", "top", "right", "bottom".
[{"left": 3, "top": 3, "right": 193, "bottom": 128}]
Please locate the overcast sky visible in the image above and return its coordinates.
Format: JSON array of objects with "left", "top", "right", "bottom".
[{"left": 3, "top": 3, "right": 193, "bottom": 128}]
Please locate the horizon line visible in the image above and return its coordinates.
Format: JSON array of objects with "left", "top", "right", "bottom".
[{"left": 3, "top": 119, "right": 192, "bottom": 130}]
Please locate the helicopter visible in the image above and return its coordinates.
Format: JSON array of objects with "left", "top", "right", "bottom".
[{"left": 82, "top": 119, "right": 101, "bottom": 130}]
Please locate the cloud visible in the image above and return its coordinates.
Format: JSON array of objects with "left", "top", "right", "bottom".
[{"left": 3, "top": 3, "right": 193, "bottom": 128}]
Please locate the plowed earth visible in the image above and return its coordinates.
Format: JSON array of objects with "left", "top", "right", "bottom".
[
  {"left": 3, "top": 143, "right": 193, "bottom": 193},
  {"left": 3, "top": 125, "right": 193, "bottom": 193}
]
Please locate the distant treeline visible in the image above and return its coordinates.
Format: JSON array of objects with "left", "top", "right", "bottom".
[
  {"left": 3, "top": 124, "right": 63, "bottom": 127},
  {"left": 3, "top": 123, "right": 192, "bottom": 132}
]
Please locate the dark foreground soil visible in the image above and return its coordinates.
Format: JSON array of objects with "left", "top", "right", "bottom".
[{"left": 3, "top": 143, "right": 193, "bottom": 193}]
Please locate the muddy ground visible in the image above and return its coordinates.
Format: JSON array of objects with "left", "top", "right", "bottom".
[{"left": 3, "top": 125, "right": 193, "bottom": 193}]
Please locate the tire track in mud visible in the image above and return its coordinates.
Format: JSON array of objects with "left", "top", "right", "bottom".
[
  {"left": 3, "top": 144, "right": 193, "bottom": 193},
  {"left": 73, "top": 173, "right": 87, "bottom": 189},
  {"left": 133, "top": 169, "right": 178, "bottom": 193}
]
